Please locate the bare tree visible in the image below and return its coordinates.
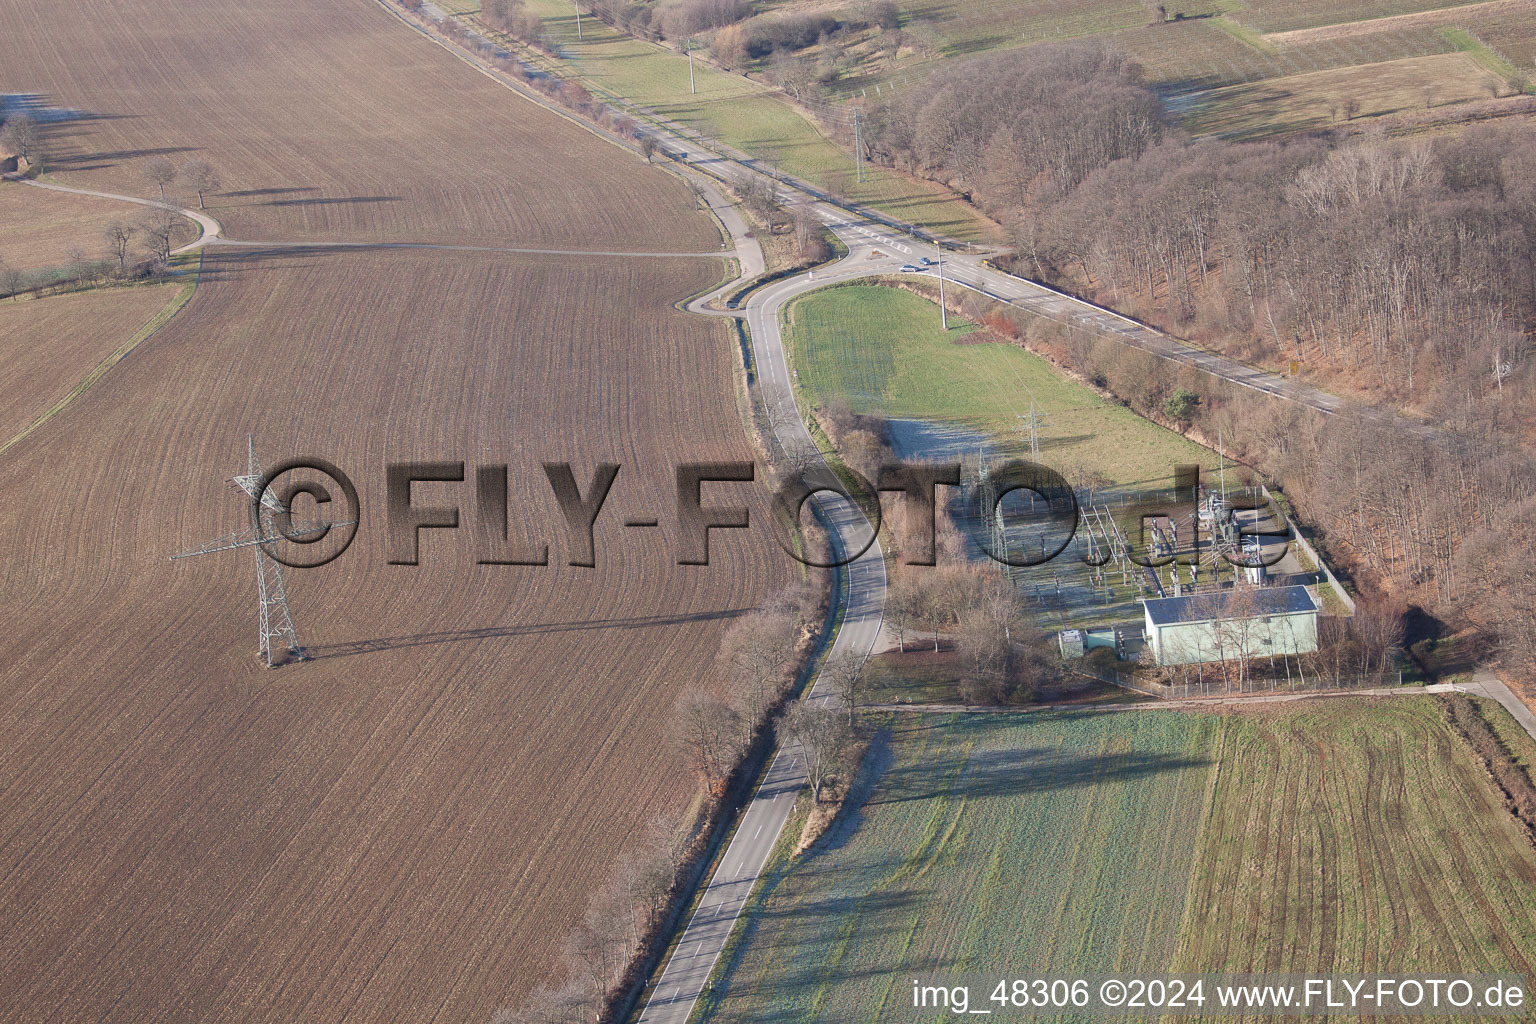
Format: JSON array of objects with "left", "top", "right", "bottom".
[
  {"left": 742, "top": 175, "right": 787, "bottom": 233},
  {"left": 566, "top": 891, "right": 628, "bottom": 1015},
  {"left": 768, "top": 48, "right": 815, "bottom": 101},
  {"left": 139, "top": 209, "right": 178, "bottom": 266},
  {"left": 866, "top": 0, "right": 900, "bottom": 30},
  {"left": 143, "top": 156, "right": 176, "bottom": 201},
  {"left": 885, "top": 573, "right": 917, "bottom": 653},
  {"left": 820, "top": 649, "right": 865, "bottom": 725},
  {"left": 66, "top": 246, "right": 92, "bottom": 285},
  {"left": 793, "top": 204, "right": 831, "bottom": 262},
  {"left": 778, "top": 700, "right": 848, "bottom": 802},
  {"left": 511, "top": 979, "right": 597, "bottom": 1024},
  {"left": 1, "top": 113, "right": 41, "bottom": 163},
  {"left": 1211, "top": 585, "right": 1261, "bottom": 692},
  {"left": 618, "top": 809, "right": 691, "bottom": 942},
  {"left": 952, "top": 570, "right": 1030, "bottom": 704},
  {"left": 180, "top": 159, "right": 220, "bottom": 209},
  {"left": 0, "top": 259, "right": 20, "bottom": 299},
  {"left": 670, "top": 689, "right": 742, "bottom": 795},
  {"left": 718, "top": 610, "right": 796, "bottom": 742},
  {"left": 104, "top": 221, "right": 134, "bottom": 275},
  {"left": 638, "top": 135, "right": 659, "bottom": 163},
  {"left": 912, "top": 566, "right": 969, "bottom": 652}
]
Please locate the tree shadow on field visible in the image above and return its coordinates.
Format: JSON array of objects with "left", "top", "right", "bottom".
[
  {"left": 187, "top": 246, "right": 346, "bottom": 281},
  {"left": 261, "top": 195, "right": 401, "bottom": 207},
  {"left": 943, "top": 34, "right": 1011, "bottom": 58},
  {"left": 1034, "top": 432, "right": 1096, "bottom": 452},
  {"left": 802, "top": 727, "right": 893, "bottom": 860},
  {"left": 305, "top": 608, "right": 749, "bottom": 659},
  {"left": 222, "top": 186, "right": 319, "bottom": 198},
  {"left": 702, "top": 885, "right": 945, "bottom": 1020},
  {"left": 45, "top": 142, "right": 199, "bottom": 173},
  {"left": 874, "top": 727, "right": 1209, "bottom": 806}
]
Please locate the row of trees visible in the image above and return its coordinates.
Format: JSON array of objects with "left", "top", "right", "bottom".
[
  {"left": 498, "top": 813, "right": 691, "bottom": 1023},
  {"left": 481, "top": 0, "right": 554, "bottom": 54},
  {"left": 0, "top": 151, "right": 223, "bottom": 298},
  {"left": 0, "top": 209, "right": 181, "bottom": 300},
  {"left": 141, "top": 156, "right": 220, "bottom": 208},
  {"left": 885, "top": 563, "right": 1057, "bottom": 705},
  {"left": 507, "top": 584, "right": 825, "bottom": 1022},
  {"left": 672, "top": 584, "right": 821, "bottom": 794}
]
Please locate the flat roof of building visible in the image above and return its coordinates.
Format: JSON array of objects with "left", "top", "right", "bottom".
[{"left": 1143, "top": 585, "right": 1317, "bottom": 627}]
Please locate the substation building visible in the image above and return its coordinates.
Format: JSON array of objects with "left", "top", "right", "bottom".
[{"left": 1141, "top": 585, "right": 1319, "bottom": 667}]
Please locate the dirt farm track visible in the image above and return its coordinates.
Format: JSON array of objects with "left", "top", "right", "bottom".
[{"left": 0, "top": 1, "right": 788, "bottom": 1020}]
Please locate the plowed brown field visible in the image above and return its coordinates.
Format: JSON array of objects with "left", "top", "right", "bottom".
[
  {"left": 0, "top": 182, "right": 133, "bottom": 271},
  {"left": 0, "top": 246, "right": 785, "bottom": 1022},
  {"left": 0, "top": 0, "right": 785, "bottom": 1019},
  {"left": 0, "top": 0, "right": 714, "bottom": 250},
  {"left": 0, "top": 282, "right": 181, "bottom": 444}
]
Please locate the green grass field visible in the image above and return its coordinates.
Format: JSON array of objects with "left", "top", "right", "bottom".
[
  {"left": 695, "top": 698, "right": 1536, "bottom": 1023},
  {"left": 452, "top": 0, "right": 1532, "bottom": 243},
  {"left": 696, "top": 709, "right": 1219, "bottom": 1023},
  {"left": 784, "top": 284, "right": 1217, "bottom": 486}
]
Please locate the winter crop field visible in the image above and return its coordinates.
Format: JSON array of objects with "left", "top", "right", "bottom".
[{"left": 697, "top": 698, "right": 1536, "bottom": 1022}]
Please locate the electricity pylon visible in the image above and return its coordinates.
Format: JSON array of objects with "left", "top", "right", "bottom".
[
  {"left": 170, "top": 436, "right": 348, "bottom": 667},
  {"left": 1018, "top": 401, "right": 1048, "bottom": 460}
]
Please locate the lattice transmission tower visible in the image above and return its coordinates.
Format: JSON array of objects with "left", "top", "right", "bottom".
[{"left": 170, "top": 436, "right": 346, "bottom": 667}]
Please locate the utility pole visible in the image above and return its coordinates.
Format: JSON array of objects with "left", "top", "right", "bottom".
[
  {"left": 936, "top": 245, "right": 947, "bottom": 330},
  {"left": 853, "top": 109, "right": 863, "bottom": 184},
  {"left": 687, "top": 36, "right": 696, "bottom": 94},
  {"left": 574, "top": 0, "right": 582, "bottom": 39}
]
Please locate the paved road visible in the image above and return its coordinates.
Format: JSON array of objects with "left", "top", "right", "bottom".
[
  {"left": 1466, "top": 668, "right": 1536, "bottom": 743},
  {"left": 638, "top": 181, "right": 888, "bottom": 1024},
  {"left": 377, "top": 0, "right": 1348, "bottom": 417}
]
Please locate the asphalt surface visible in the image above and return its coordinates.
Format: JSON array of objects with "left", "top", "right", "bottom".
[{"left": 638, "top": 175, "right": 888, "bottom": 1024}]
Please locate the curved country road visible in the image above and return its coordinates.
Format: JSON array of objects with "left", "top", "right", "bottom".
[
  {"left": 634, "top": 178, "right": 890, "bottom": 1024},
  {"left": 3, "top": 173, "right": 223, "bottom": 255}
]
